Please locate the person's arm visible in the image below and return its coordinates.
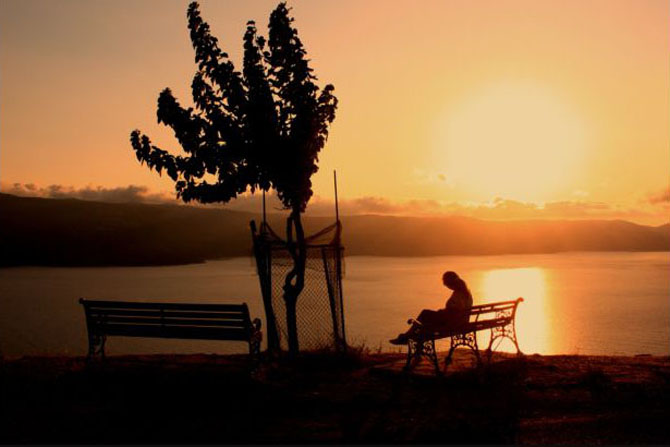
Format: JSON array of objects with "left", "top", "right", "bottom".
[
  {"left": 446, "top": 291, "right": 468, "bottom": 312},
  {"left": 445, "top": 292, "right": 455, "bottom": 310}
]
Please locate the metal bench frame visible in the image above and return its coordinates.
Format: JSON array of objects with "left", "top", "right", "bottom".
[
  {"left": 403, "top": 297, "right": 524, "bottom": 375},
  {"left": 79, "top": 299, "right": 262, "bottom": 366}
]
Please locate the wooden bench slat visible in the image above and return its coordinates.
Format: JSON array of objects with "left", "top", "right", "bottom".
[
  {"left": 100, "top": 324, "right": 250, "bottom": 341},
  {"left": 470, "top": 318, "right": 511, "bottom": 330},
  {"left": 89, "top": 316, "right": 250, "bottom": 328},
  {"left": 426, "top": 318, "right": 511, "bottom": 338},
  {"left": 471, "top": 299, "right": 520, "bottom": 309},
  {"left": 88, "top": 309, "right": 248, "bottom": 320},
  {"left": 470, "top": 303, "right": 516, "bottom": 311},
  {"left": 426, "top": 320, "right": 510, "bottom": 338},
  {"left": 469, "top": 305, "right": 516, "bottom": 315},
  {"left": 81, "top": 299, "right": 248, "bottom": 312}
]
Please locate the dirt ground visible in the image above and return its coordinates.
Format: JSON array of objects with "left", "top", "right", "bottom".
[{"left": 1, "top": 349, "right": 669, "bottom": 444}]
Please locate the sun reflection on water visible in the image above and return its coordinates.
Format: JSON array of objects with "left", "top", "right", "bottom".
[{"left": 475, "top": 267, "right": 552, "bottom": 354}]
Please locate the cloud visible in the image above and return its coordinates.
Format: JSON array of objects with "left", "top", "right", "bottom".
[
  {"left": 323, "top": 196, "right": 664, "bottom": 224},
  {"left": 1, "top": 183, "right": 175, "bottom": 204},
  {"left": 648, "top": 187, "right": 670, "bottom": 205},
  {"left": 2, "top": 182, "right": 667, "bottom": 225},
  {"left": 411, "top": 168, "right": 452, "bottom": 186}
]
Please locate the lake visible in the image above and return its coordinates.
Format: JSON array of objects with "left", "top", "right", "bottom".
[{"left": 1, "top": 252, "right": 668, "bottom": 358}]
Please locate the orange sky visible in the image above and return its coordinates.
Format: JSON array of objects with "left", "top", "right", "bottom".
[{"left": 1, "top": 0, "right": 668, "bottom": 224}]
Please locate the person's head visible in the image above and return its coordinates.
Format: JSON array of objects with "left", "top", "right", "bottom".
[{"left": 442, "top": 271, "right": 465, "bottom": 291}]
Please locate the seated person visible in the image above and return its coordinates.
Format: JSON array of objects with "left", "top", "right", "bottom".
[{"left": 390, "top": 270, "right": 473, "bottom": 345}]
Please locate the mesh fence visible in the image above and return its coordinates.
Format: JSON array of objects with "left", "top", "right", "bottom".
[{"left": 251, "top": 221, "right": 346, "bottom": 352}]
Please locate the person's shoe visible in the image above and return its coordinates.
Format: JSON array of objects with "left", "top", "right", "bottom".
[{"left": 389, "top": 333, "right": 408, "bottom": 345}]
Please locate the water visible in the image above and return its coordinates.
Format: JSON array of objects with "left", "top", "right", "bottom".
[{"left": 1, "top": 252, "right": 668, "bottom": 358}]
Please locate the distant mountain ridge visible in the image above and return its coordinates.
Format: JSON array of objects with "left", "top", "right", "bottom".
[{"left": 1, "top": 193, "right": 668, "bottom": 266}]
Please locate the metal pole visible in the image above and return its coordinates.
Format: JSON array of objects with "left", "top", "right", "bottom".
[
  {"left": 334, "top": 170, "right": 339, "bottom": 223},
  {"left": 332, "top": 169, "right": 346, "bottom": 350},
  {"left": 263, "top": 190, "right": 267, "bottom": 226}
]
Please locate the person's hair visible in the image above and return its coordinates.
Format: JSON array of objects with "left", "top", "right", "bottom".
[{"left": 443, "top": 271, "right": 469, "bottom": 292}]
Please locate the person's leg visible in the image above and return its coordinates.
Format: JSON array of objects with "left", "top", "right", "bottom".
[
  {"left": 416, "top": 309, "right": 431, "bottom": 322},
  {"left": 408, "top": 309, "right": 438, "bottom": 334},
  {"left": 417, "top": 309, "right": 443, "bottom": 330},
  {"left": 390, "top": 309, "right": 435, "bottom": 344}
]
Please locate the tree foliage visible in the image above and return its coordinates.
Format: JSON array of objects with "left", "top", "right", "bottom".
[
  {"left": 130, "top": 2, "right": 337, "bottom": 354},
  {"left": 130, "top": 1, "right": 337, "bottom": 213}
]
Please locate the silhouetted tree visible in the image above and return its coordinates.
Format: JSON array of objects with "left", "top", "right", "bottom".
[{"left": 130, "top": 2, "right": 337, "bottom": 355}]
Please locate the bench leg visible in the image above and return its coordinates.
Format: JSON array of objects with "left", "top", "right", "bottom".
[
  {"left": 474, "top": 335, "right": 482, "bottom": 368},
  {"left": 86, "top": 334, "right": 106, "bottom": 361},
  {"left": 487, "top": 321, "right": 524, "bottom": 362},
  {"left": 486, "top": 329, "right": 497, "bottom": 364},
  {"left": 403, "top": 339, "right": 422, "bottom": 372},
  {"left": 87, "top": 336, "right": 95, "bottom": 359},
  {"left": 445, "top": 332, "right": 479, "bottom": 372},
  {"left": 248, "top": 338, "right": 261, "bottom": 373},
  {"left": 403, "top": 341, "right": 412, "bottom": 372},
  {"left": 425, "top": 339, "right": 440, "bottom": 376},
  {"left": 404, "top": 339, "right": 441, "bottom": 376},
  {"left": 444, "top": 337, "right": 457, "bottom": 373}
]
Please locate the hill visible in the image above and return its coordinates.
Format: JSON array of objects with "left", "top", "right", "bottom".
[
  {"left": 0, "top": 193, "right": 668, "bottom": 266},
  {"left": 344, "top": 214, "right": 670, "bottom": 256},
  {"left": 0, "top": 193, "right": 253, "bottom": 266}
]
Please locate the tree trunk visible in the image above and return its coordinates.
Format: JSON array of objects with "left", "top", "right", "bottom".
[
  {"left": 284, "top": 291, "right": 299, "bottom": 355},
  {"left": 283, "top": 207, "right": 307, "bottom": 356}
]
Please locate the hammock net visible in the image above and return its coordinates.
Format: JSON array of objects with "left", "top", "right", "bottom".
[{"left": 251, "top": 219, "right": 346, "bottom": 352}]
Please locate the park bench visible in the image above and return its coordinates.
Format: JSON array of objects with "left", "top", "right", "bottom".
[
  {"left": 402, "top": 297, "right": 523, "bottom": 375},
  {"left": 79, "top": 299, "right": 262, "bottom": 366}
]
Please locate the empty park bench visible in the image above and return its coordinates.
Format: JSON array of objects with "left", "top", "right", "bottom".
[
  {"left": 402, "top": 298, "right": 524, "bottom": 375},
  {"left": 79, "top": 299, "right": 262, "bottom": 366}
]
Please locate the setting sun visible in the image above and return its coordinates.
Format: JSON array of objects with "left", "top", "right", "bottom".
[
  {"left": 436, "top": 82, "right": 588, "bottom": 202},
  {"left": 477, "top": 267, "right": 551, "bottom": 354}
]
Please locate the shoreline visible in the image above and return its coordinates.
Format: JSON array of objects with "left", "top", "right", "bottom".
[{"left": 2, "top": 248, "right": 669, "bottom": 268}]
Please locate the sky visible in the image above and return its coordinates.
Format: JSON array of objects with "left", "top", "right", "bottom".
[{"left": 1, "top": 0, "right": 668, "bottom": 224}]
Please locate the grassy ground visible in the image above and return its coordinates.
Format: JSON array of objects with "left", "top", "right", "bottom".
[{"left": 1, "top": 350, "right": 669, "bottom": 444}]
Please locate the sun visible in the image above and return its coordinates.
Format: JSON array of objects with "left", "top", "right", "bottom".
[{"left": 435, "top": 82, "right": 588, "bottom": 202}]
